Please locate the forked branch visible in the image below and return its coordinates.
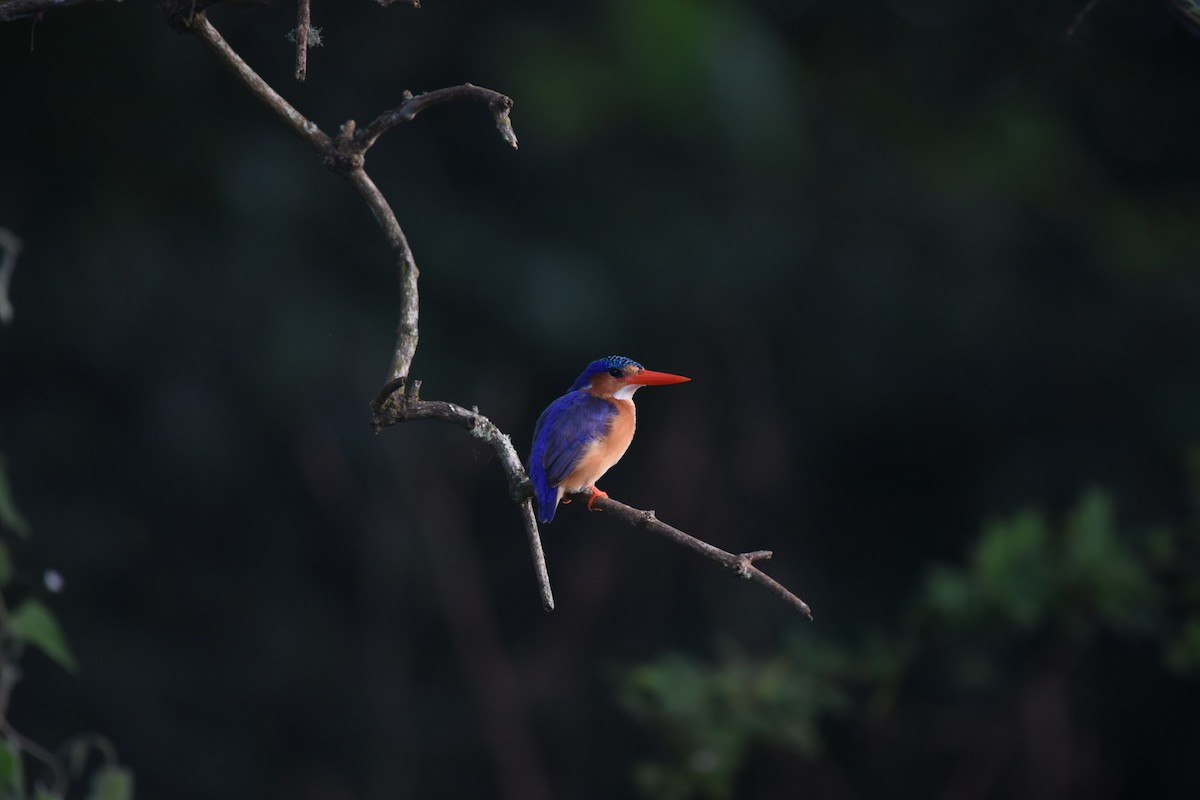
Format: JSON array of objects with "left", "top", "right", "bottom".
[
  {"left": 152, "top": 4, "right": 812, "bottom": 617},
  {"left": 188, "top": 14, "right": 331, "bottom": 151},
  {"left": 185, "top": 10, "right": 513, "bottom": 387},
  {"left": 372, "top": 378, "right": 554, "bottom": 611}
]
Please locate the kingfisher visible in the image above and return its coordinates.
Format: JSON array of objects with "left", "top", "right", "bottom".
[{"left": 529, "top": 355, "right": 691, "bottom": 523}]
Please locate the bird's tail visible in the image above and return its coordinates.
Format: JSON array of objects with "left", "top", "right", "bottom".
[{"left": 534, "top": 480, "right": 560, "bottom": 524}]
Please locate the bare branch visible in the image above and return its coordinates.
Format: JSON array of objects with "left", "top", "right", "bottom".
[
  {"left": 178, "top": 5, "right": 804, "bottom": 620},
  {"left": 295, "top": 0, "right": 310, "bottom": 81},
  {"left": 187, "top": 13, "right": 332, "bottom": 152},
  {"left": 345, "top": 168, "right": 419, "bottom": 384},
  {"left": 20, "top": 0, "right": 804, "bottom": 619},
  {"left": 175, "top": 10, "right": 550, "bottom": 605},
  {"left": 179, "top": 12, "right": 412, "bottom": 383},
  {"left": 359, "top": 84, "right": 518, "bottom": 152},
  {"left": 156, "top": 0, "right": 285, "bottom": 30},
  {"left": 371, "top": 380, "right": 813, "bottom": 616},
  {"left": 182, "top": 13, "right": 514, "bottom": 387},
  {"left": 373, "top": 380, "right": 555, "bottom": 611},
  {"left": 576, "top": 494, "right": 814, "bottom": 619},
  {"left": 0, "top": 229, "right": 22, "bottom": 325},
  {"left": 0, "top": 0, "right": 112, "bottom": 22}
]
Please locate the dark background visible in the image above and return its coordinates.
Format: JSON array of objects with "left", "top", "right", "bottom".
[{"left": 2, "top": 0, "right": 1200, "bottom": 798}]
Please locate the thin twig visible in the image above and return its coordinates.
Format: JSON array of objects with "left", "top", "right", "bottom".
[
  {"left": 0, "top": 229, "right": 21, "bottom": 325},
  {"left": 577, "top": 493, "right": 814, "bottom": 618},
  {"left": 0, "top": 720, "right": 68, "bottom": 796},
  {"left": 156, "top": 0, "right": 284, "bottom": 29},
  {"left": 0, "top": 654, "right": 68, "bottom": 795},
  {"left": 359, "top": 84, "right": 518, "bottom": 151},
  {"left": 416, "top": 477, "right": 555, "bottom": 800},
  {"left": 0, "top": 0, "right": 110, "bottom": 22},
  {"left": 189, "top": 13, "right": 332, "bottom": 152},
  {"left": 295, "top": 0, "right": 310, "bottom": 81}
]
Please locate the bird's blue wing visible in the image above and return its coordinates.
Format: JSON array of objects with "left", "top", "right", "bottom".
[
  {"left": 530, "top": 391, "right": 615, "bottom": 522},
  {"left": 539, "top": 393, "right": 616, "bottom": 485}
]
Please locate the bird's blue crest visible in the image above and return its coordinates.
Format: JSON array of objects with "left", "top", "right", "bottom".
[{"left": 567, "top": 356, "right": 643, "bottom": 391}]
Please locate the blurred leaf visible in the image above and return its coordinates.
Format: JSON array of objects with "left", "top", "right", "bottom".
[
  {"left": 0, "top": 542, "right": 11, "bottom": 588},
  {"left": 1146, "top": 525, "right": 1175, "bottom": 566},
  {"left": 86, "top": 766, "right": 132, "bottom": 800},
  {"left": 0, "top": 738, "right": 25, "bottom": 800},
  {"left": 62, "top": 736, "right": 119, "bottom": 784},
  {"left": 855, "top": 628, "right": 913, "bottom": 685},
  {"left": 610, "top": 0, "right": 715, "bottom": 116},
  {"left": 919, "top": 492, "right": 1165, "bottom": 640},
  {"left": 618, "top": 640, "right": 850, "bottom": 799},
  {"left": 32, "top": 786, "right": 60, "bottom": 800},
  {"left": 1164, "top": 619, "right": 1200, "bottom": 674},
  {"left": 974, "top": 509, "right": 1055, "bottom": 629},
  {"left": 923, "top": 564, "right": 976, "bottom": 622},
  {"left": 1062, "top": 491, "right": 1161, "bottom": 633},
  {"left": 0, "top": 457, "right": 30, "bottom": 541},
  {"left": 9, "top": 600, "right": 77, "bottom": 674},
  {"left": 945, "top": 651, "right": 1001, "bottom": 691},
  {"left": 632, "top": 761, "right": 693, "bottom": 800}
]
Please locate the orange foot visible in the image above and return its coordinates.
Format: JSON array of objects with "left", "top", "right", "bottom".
[{"left": 586, "top": 486, "right": 609, "bottom": 512}]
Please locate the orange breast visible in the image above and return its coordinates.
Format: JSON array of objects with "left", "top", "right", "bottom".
[{"left": 559, "top": 399, "right": 636, "bottom": 492}]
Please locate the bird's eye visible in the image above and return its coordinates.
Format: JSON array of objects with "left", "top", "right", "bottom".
[{"left": 608, "top": 368, "right": 624, "bottom": 378}]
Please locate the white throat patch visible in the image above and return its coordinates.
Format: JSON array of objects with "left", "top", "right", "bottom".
[{"left": 613, "top": 383, "right": 642, "bottom": 400}]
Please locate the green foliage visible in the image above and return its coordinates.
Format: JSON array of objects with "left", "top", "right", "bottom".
[
  {"left": 0, "top": 456, "right": 132, "bottom": 800},
  {"left": 918, "top": 490, "right": 1163, "bottom": 640},
  {"left": 0, "top": 739, "right": 25, "bottom": 800},
  {"left": 923, "top": 508, "right": 1057, "bottom": 630},
  {"left": 911, "top": 489, "right": 1170, "bottom": 695},
  {"left": 0, "top": 456, "right": 30, "bottom": 541},
  {"left": 1164, "top": 619, "right": 1200, "bottom": 673},
  {"left": 8, "top": 600, "right": 77, "bottom": 675},
  {"left": 616, "top": 638, "right": 850, "bottom": 800},
  {"left": 619, "top": 491, "right": 1199, "bottom": 799},
  {"left": 87, "top": 766, "right": 133, "bottom": 800},
  {"left": 1061, "top": 492, "right": 1161, "bottom": 633}
]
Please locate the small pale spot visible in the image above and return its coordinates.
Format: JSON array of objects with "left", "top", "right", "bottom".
[
  {"left": 43, "top": 569, "right": 65, "bottom": 593},
  {"left": 689, "top": 749, "right": 719, "bottom": 773}
]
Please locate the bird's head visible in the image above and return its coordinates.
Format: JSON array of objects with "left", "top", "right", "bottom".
[{"left": 569, "top": 355, "right": 691, "bottom": 399}]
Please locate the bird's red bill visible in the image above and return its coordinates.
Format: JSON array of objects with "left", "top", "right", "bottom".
[{"left": 626, "top": 370, "right": 691, "bottom": 385}]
